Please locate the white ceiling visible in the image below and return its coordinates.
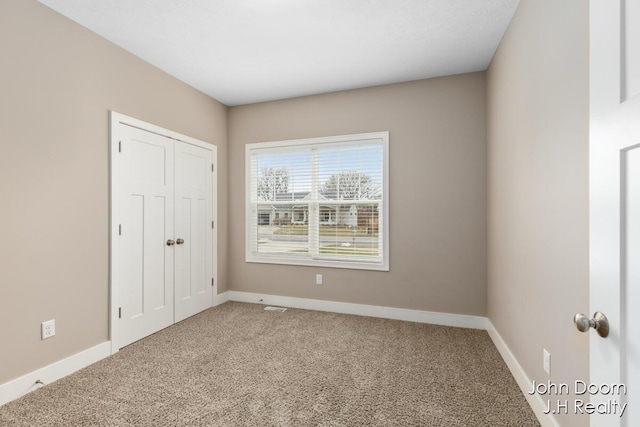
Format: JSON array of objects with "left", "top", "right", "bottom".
[{"left": 38, "top": 0, "right": 520, "bottom": 106}]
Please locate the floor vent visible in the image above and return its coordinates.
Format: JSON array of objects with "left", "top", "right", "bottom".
[{"left": 264, "top": 306, "right": 287, "bottom": 313}]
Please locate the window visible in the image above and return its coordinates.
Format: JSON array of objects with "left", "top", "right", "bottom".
[{"left": 246, "top": 132, "right": 389, "bottom": 271}]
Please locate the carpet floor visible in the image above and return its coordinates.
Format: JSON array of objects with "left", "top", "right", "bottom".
[{"left": 0, "top": 302, "right": 539, "bottom": 426}]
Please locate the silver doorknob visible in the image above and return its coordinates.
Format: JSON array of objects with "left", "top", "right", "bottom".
[
  {"left": 166, "top": 239, "right": 175, "bottom": 246},
  {"left": 176, "top": 238, "right": 184, "bottom": 245},
  {"left": 574, "top": 311, "right": 609, "bottom": 338}
]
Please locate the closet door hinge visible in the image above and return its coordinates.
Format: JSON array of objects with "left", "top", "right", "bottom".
[
  {"left": 118, "top": 307, "right": 122, "bottom": 319},
  {"left": 211, "top": 221, "right": 215, "bottom": 229},
  {"left": 119, "top": 224, "right": 122, "bottom": 235},
  {"left": 211, "top": 278, "right": 215, "bottom": 287},
  {"left": 118, "top": 141, "right": 122, "bottom": 153},
  {"left": 211, "top": 164, "right": 214, "bottom": 172}
]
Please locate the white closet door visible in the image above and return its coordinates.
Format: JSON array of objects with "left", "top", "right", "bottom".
[
  {"left": 174, "top": 142, "right": 214, "bottom": 322},
  {"left": 119, "top": 125, "right": 175, "bottom": 347}
]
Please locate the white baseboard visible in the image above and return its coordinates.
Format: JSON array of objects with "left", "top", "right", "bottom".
[
  {"left": 486, "top": 321, "right": 559, "bottom": 427},
  {"left": 0, "top": 341, "right": 111, "bottom": 407},
  {"left": 226, "top": 291, "right": 487, "bottom": 329},
  {"left": 213, "top": 290, "right": 230, "bottom": 307}
]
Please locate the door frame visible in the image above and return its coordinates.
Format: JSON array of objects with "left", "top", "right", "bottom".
[{"left": 109, "top": 111, "right": 218, "bottom": 354}]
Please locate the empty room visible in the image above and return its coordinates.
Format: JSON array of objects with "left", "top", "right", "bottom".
[{"left": 0, "top": 0, "right": 637, "bottom": 426}]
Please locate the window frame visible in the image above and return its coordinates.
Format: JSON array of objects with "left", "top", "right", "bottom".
[{"left": 245, "top": 132, "right": 389, "bottom": 271}]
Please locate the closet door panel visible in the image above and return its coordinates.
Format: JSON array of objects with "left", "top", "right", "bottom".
[
  {"left": 118, "top": 125, "right": 175, "bottom": 347},
  {"left": 174, "top": 142, "right": 214, "bottom": 322}
]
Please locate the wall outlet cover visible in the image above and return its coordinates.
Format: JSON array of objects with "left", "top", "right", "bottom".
[
  {"left": 543, "top": 348, "right": 550, "bottom": 376},
  {"left": 42, "top": 319, "right": 56, "bottom": 340}
]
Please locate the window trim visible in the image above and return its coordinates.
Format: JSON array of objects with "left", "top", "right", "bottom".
[{"left": 245, "top": 132, "right": 389, "bottom": 271}]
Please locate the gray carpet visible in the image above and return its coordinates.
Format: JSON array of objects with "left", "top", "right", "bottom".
[{"left": 0, "top": 302, "right": 539, "bottom": 426}]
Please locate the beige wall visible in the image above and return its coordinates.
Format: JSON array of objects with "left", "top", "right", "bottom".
[
  {"left": 0, "top": 0, "right": 228, "bottom": 384},
  {"left": 486, "top": 1, "right": 589, "bottom": 426},
  {"left": 228, "top": 73, "right": 487, "bottom": 315}
]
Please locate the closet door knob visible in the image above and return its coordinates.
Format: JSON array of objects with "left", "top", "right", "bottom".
[
  {"left": 176, "top": 238, "right": 185, "bottom": 245},
  {"left": 166, "top": 239, "right": 175, "bottom": 246}
]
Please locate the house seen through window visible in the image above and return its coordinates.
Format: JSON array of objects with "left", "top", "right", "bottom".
[{"left": 246, "top": 132, "right": 389, "bottom": 271}]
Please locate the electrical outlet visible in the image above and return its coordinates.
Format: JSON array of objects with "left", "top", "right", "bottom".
[
  {"left": 316, "top": 274, "right": 323, "bottom": 285},
  {"left": 543, "top": 349, "right": 550, "bottom": 376},
  {"left": 42, "top": 319, "right": 56, "bottom": 340}
]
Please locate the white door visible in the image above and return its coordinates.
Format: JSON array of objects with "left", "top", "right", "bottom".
[
  {"left": 589, "top": 0, "right": 640, "bottom": 425},
  {"left": 112, "top": 114, "right": 217, "bottom": 350},
  {"left": 174, "top": 142, "right": 214, "bottom": 322},
  {"left": 118, "top": 125, "right": 175, "bottom": 347}
]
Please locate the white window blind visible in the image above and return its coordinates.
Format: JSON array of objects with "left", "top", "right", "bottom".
[{"left": 245, "top": 132, "right": 389, "bottom": 271}]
